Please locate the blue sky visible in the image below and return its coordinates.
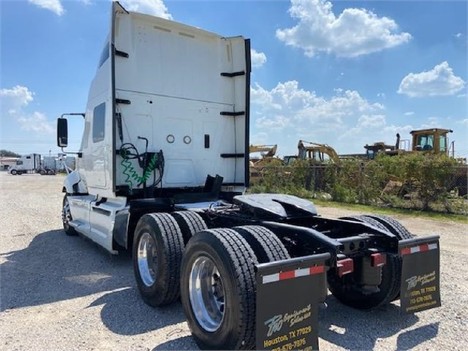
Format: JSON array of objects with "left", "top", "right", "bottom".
[{"left": 1, "top": 0, "right": 467, "bottom": 158}]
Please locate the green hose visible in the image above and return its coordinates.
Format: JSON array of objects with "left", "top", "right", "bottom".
[{"left": 121, "top": 153, "right": 158, "bottom": 188}]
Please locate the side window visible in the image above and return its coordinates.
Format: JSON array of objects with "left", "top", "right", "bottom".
[
  {"left": 439, "top": 136, "right": 447, "bottom": 152},
  {"left": 93, "top": 103, "right": 106, "bottom": 143},
  {"left": 81, "top": 120, "right": 90, "bottom": 149},
  {"left": 98, "top": 42, "right": 109, "bottom": 68}
]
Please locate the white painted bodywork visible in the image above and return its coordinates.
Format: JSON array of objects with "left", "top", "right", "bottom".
[
  {"left": 9, "top": 154, "right": 41, "bottom": 173},
  {"left": 63, "top": 2, "right": 249, "bottom": 253}
]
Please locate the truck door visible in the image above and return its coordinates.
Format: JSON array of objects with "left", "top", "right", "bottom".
[{"left": 79, "top": 97, "right": 110, "bottom": 190}]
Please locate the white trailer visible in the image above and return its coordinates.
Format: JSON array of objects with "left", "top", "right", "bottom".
[{"left": 56, "top": 3, "right": 441, "bottom": 350}]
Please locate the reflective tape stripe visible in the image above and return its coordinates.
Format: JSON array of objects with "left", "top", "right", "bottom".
[
  {"left": 262, "top": 273, "right": 280, "bottom": 284},
  {"left": 262, "top": 265, "right": 324, "bottom": 284},
  {"left": 401, "top": 243, "right": 438, "bottom": 256}
]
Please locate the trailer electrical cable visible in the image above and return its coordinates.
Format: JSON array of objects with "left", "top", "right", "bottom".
[{"left": 119, "top": 143, "right": 164, "bottom": 189}]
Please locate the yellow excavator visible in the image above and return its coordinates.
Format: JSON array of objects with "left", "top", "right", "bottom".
[
  {"left": 249, "top": 144, "right": 283, "bottom": 181},
  {"left": 249, "top": 144, "right": 278, "bottom": 161},
  {"left": 297, "top": 140, "right": 340, "bottom": 163}
]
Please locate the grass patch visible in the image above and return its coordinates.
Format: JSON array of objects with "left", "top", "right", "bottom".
[{"left": 311, "top": 198, "right": 468, "bottom": 224}]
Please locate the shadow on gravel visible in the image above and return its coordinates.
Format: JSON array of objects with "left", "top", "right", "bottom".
[
  {"left": 1, "top": 230, "right": 131, "bottom": 312},
  {"left": 0, "top": 229, "right": 185, "bottom": 335},
  {"left": 88, "top": 288, "right": 186, "bottom": 335},
  {"left": 396, "top": 323, "right": 439, "bottom": 350},
  {"left": 319, "top": 295, "right": 423, "bottom": 350},
  {"left": 152, "top": 335, "right": 198, "bottom": 350}
]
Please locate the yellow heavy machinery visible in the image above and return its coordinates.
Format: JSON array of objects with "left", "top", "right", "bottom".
[
  {"left": 298, "top": 140, "right": 340, "bottom": 163},
  {"left": 364, "top": 128, "right": 459, "bottom": 159},
  {"left": 249, "top": 144, "right": 278, "bottom": 162},
  {"left": 410, "top": 128, "right": 455, "bottom": 155},
  {"left": 364, "top": 128, "right": 467, "bottom": 197},
  {"left": 249, "top": 144, "right": 283, "bottom": 180},
  {"left": 284, "top": 140, "right": 340, "bottom": 165}
]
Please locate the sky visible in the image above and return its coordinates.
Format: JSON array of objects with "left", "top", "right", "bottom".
[{"left": 1, "top": 0, "right": 467, "bottom": 158}]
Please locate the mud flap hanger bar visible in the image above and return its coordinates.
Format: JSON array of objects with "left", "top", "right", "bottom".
[
  {"left": 256, "top": 253, "right": 331, "bottom": 351},
  {"left": 261, "top": 221, "right": 343, "bottom": 255},
  {"left": 399, "top": 234, "right": 441, "bottom": 314}
]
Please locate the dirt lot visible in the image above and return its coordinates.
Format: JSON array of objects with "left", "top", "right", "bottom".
[{"left": 1, "top": 172, "right": 467, "bottom": 350}]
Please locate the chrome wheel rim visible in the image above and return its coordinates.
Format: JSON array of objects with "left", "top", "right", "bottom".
[
  {"left": 137, "top": 232, "right": 157, "bottom": 287},
  {"left": 189, "top": 256, "right": 225, "bottom": 332}
]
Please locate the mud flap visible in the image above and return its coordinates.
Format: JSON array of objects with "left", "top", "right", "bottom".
[
  {"left": 399, "top": 235, "right": 441, "bottom": 313},
  {"left": 256, "top": 253, "right": 330, "bottom": 351}
]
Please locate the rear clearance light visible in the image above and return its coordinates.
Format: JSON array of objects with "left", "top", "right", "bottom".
[
  {"left": 337, "top": 258, "right": 354, "bottom": 277},
  {"left": 371, "top": 253, "right": 387, "bottom": 267}
]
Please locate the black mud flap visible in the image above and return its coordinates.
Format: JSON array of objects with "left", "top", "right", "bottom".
[
  {"left": 399, "top": 235, "right": 441, "bottom": 313},
  {"left": 256, "top": 253, "right": 330, "bottom": 351}
]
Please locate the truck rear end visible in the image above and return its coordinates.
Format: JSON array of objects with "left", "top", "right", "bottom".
[
  {"left": 56, "top": 3, "right": 441, "bottom": 350},
  {"left": 112, "top": 4, "right": 250, "bottom": 198}
]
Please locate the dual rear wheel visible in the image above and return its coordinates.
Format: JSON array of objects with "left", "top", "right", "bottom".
[{"left": 132, "top": 213, "right": 289, "bottom": 350}]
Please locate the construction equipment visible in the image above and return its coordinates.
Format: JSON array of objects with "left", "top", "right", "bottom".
[
  {"left": 249, "top": 144, "right": 278, "bottom": 159},
  {"left": 298, "top": 140, "right": 340, "bottom": 163},
  {"left": 55, "top": 3, "right": 441, "bottom": 350},
  {"left": 284, "top": 140, "right": 340, "bottom": 165},
  {"left": 410, "top": 128, "right": 454, "bottom": 155},
  {"left": 364, "top": 128, "right": 460, "bottom": 159},
  {"left": 249, "top": 144, "right": 282, "bottom": 180}
]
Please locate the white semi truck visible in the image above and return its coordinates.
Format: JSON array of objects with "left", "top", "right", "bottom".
[
  {"left": 57, "top": 2, "right": 441, "bottom": 350},
  {"left": 8, "top": 153, "right": 41, "bottom": 175}
]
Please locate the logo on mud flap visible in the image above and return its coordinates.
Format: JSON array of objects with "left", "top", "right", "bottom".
[
  {"left": 264, "top": 304, "right": 312, "bottom": 337},
  {"left": 406, "top": 271, "right": 436, "bottom": 290}
]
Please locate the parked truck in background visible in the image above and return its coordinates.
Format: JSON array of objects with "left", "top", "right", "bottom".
[
  {"left": 56, "top": 2, "right": 442, "bottom": 350},
  {"left": 8, "top": 153, "right": 41, "bottom": 175}
]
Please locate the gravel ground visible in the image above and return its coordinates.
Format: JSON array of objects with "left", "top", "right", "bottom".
[{"left": 1, "top": 172, "right": 467, "bottom": 351}]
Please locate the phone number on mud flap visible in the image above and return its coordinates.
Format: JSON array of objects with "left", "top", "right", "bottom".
[
  {"left": 264, "top": 326, "right": 313, "bottom": 351},
  {"left": 405, "top": 285, "right": 438, "bottom": 312},
  {"left": 409, "top": 285, "right": 437, "bottom": 305}
]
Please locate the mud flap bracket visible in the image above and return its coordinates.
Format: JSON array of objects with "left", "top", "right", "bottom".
[
  {"left": 256, "top": 253, "right": 330, "bottom": 351},
  {"left": 399, "top": 235, "right": 441, "bottom": 313}
]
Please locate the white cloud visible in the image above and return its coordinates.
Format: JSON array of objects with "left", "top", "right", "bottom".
[
  {"left": 250, "top": 81, "right": 388, "bottom": 154},
  {"left": 0, "top": 85, "right": 34, "bottom": 111},
  {"left": 398, "top": 61, "right": 466, "bottom": 97},
  {"left": 28, "top": 0, "right": 65, "bottom": 16},
  {"left": 0, "top": 86, "right": 54, "bottom": 135},
  {"left": 404, "top": 111, "right": 415, "bottom": 116},
  {"left": 276, "top": 0, "right": 411, "bottom": 58},
  {"left": 120, "top": 0, "right": 172, "bottom": 19},
  {"left": 251, "top": 49, "right": 267, "bottom": 68}
]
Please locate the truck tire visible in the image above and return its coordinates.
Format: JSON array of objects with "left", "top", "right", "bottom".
[
  {"left": 363, "top": 215, "right": 414, "bottom": 300},
  {"left": 233, "top": 225, "right": 290, "bottom": 263},
  {"left": 171, "top": 211, "right": 207, "bottom": 244},
  {"left": 180, "top": 228, "right": 257, "bottom": 350},
  {"left": 10, "top": 169, "right": 17, "bottom": 175},
  {"left": 62, "top": 195, "right": 78, "bottom": 236},
  {"left": 328, "top": 215, "right": 401, "bottom": 309},
  {"left": 328, "top": 252, "right": 401, "bottom": 309},
  {"left": 340, "top": 215, "right": 388, "bottom": 231},
  {"left": 363, "top": 215, "right": 414, "bottom": 239},
  {"left": 133, "top": 213, "right": 184, "bottom": 307}
]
